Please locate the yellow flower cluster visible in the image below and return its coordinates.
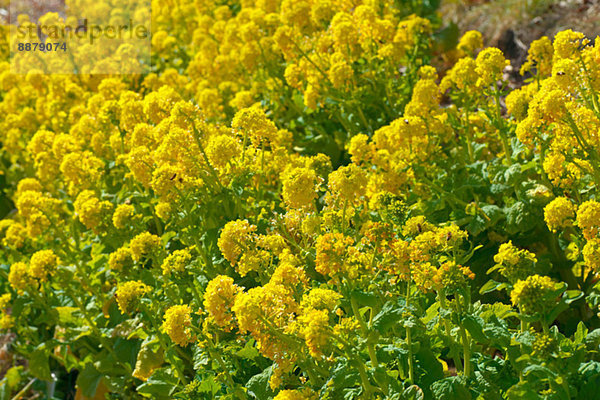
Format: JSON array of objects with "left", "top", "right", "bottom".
[
  {"left": 510, "top": 275, "right": 557, "bottom": 315},
  {"left": 115, "top": 281, "right": 151, "bottom": 314},
  {"left": 129, "top": 232, "right": 162, "bottom": 262},
  {"left": 162, "top": 305, "right": 194, "bottom": 347},
  {"left": 576, "top": 201, "right": 600, "bottom": 240},
  {"left": 493, "top": 241, "right": 537, "bottom": 283},
  {"left": 29, "top": 250, "right": 59, "bottom": 281},
  {"left": 161, "top": 249, "right": 192, "bottom": 275},
  {"left": 3, "top": 2, "right": 600, "bottom": 395},
  {"left": 544, "top": 197, "right": 576, "bottom": 232},
  {"left": 203, "top": 275, "right": 241, "bottom": 331}
]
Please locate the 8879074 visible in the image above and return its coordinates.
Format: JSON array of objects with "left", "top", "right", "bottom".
[{"left": 17, "top": 42, "right": 67, "bottom": 52}]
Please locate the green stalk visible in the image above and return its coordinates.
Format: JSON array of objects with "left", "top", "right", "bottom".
[
  {"left": 405, "top": 281, "right": 415, "bottom": 384},
  {"left": 350, "top": 297, "right": 378, "bottom": 368}
]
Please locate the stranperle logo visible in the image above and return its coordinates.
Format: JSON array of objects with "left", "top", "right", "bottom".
[
  {"left": 16, "top": 18, "right": 150, "bottom": 45},
  {"left": 9, "top": 0, "right": 151, "bottom": 74}
]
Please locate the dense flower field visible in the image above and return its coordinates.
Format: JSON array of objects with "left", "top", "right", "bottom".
[{"left": 1, "top": 0, "right": 600, "bottom": 399}]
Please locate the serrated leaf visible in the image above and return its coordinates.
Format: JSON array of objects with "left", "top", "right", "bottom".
[
  {"left": 372, "top": 301, "right": 406, "bottom": 333},
  {"left": 246, "top": 366, "right": 274, "bottom": 399},
  {"left": 462, "top": 315, "right": 488, "bottom": 344},
  {"left": 431, "top": 376, "right": 471, "bottom": 400},
  {"left": 29, "top": 347, "right": 52, "bottom": 381},
  {"left": 76, "top": 363, "right": 103, "bottom": 398}
]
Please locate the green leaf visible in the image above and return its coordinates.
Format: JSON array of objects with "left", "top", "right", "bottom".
[
  {"left": 55, "top": 306, "right": 81, "bottom": 325},
  {"left": 4, "top": 367, "right": 21, "bottom": 390},
  {"left": 574, "top": 322, "right": 588, "bottom": 345},
  {"left": 462, "top": 315, "right": 488, "bottom": 344},
  {"left": 350, "top": 289, "right": 379, "bottom": 308},
  {"left": 198, "top": 375, "right": 221, "bottom": 395},
  {"left": 479, "top": 280, "right": 506, "bottom": 295},
  {"left": 579, "top": 361, "right": 600, "bottom": 397},
  {"left": 505, "top": 382, "right": 542, "bottom": 400},
  {"left": 246, "top": 366, "right": 274, "bottom": 400},
  {"left": 323, "top": 360, "right": 360, "bottom": 394},
  {"left": 76, "top": 363, "right": 103, "bottom": 398},
  {"left": 403, "top": 385, "right": 425, "bottom": 400},
  {"left": 372, "top": 301, "right": 406, "bottom": 333},
  {"left": 563, "top": 290, "right": 583, "bottom": 304},
  {"left": 29, "top": 347, "right": 52, "bottom": 381},
  {"left": 136, "top": 368, "right": 178, "bottom": 399},
  {"left": 522, "top": 364, "right": 557, "bottom": 379},
  {"left": 236, "top": 340, "right": 260, "bottom": 361},
  {"left": 193, "top": 346, "right": 210, "bottom": 370},
  {"left": 431, "top": 376, "right": 471, "bottom": 400}
]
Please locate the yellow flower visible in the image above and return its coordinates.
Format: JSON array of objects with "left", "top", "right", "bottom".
[
  {"left": 270, "top": 250, "right": 308, "bottom": 288},
  {"left": 150, "top": 164, "right": 186, "bottom": 200},
  {"left": 74, "top": 190, "right": 113, "bottom": 232},
  {"left": 218, "top": 220, "right": 256, "bottom": 266},
  {"left": 0, "top": 314, "right": 14, "bottom": 330},
  {"left": 576, "top": 200, "right": 600, "bottom": 240},
  {"left": 475, "top": 47, "right": 508, "bottom": 87},
  {"left": 162, "top": 305, "right": 193, "bottom": 346},
  {"left": 3, "top": 223, "right": 27, "bottom": 249},
  {"left": 15, "top": 178, "right": 42, "bottom": 198},
  {"left": 281, "top": 167, "right": 317, "bottom": 209},
  {"left": 29, "top": 250, "right": 59, "bottom": 281},
  {"left": 328, "top": 59, "right": 353, "bottom": 89},
  {"left": 284, "top": 63, "right": 303, "bottom": 90},
  {"left": 9, "top": 262, "right": 33, "bottom": 294},
  {"left": 457, "top": 30, "right": 483, "bottom": 56},
  {"left": 510, "top": 275, "right": 558, "bottom": 315},
  {"left": 129, "top": 232, "right": 162, "bottom": 262},
  {"left": 274, "top": 389, "right": 317, "bottom": 400},
  {"left": 115, "top": 281, "right": 150, "bottom": 314},
  {"left": 433, "top": 261, "right": 475, "bottom": 293},
  {"left": 435, "top": 225, "right": 468, "bottom": 250},
  {"left": 493, "top": 241, "right": 537, "bottom": 283},
  {"left": 0, "top": 294, "right": 11, "bottom": 310},
  {"left": 393, "top": 14, "right": 432, "bottom": 52},
  {"left": 505, "top": 87, "right": 532, "bottom": 121},
  {"left": 304, "top": 83, "right": 320, "bottom": 110},
  {"left": 544, "top": 197, "right": 576, "bottom": 232},
  {"left": 418, "top": 65, "right": 438, "bottom": 80},
  {"left": 583, "top": 239, "right": 600, "bottom": 272},
  {"left": 232, "top": 283, "right": 298, "bottom": 359},
  {"left": 161, "top": 249, "right": 192, "bottom": 275},
  {"left": 532, "top": 333, "right": 556, "bottom": 358},
  {"left": 126, "top": 146, "right": 154, "bottom": 187},
  {"left": 553, "top": 29, "right": 588, "bottom": 59},
  {"left": 59, "top": 151, "right": 104, "bottom": 193},
  {"left": 298, "top": 308, "right": 329, "bottom": 358},
  {"left": 155, "top": 202, "right": 172, "bottom": 221},
  {"left": 347, "top": 134, "right": 374, "bottom": 164},
  {"left": 301, "top": 288, "right": 341, "bottom": 311},
  {"left": 232, "top": 105, "right": 278, "bottom": 146},
  {"left": 440, "top": 57, "right": 477, "bottom": 92},
  {"left": 412, "top": 262, "right": 438, "bottom": 292},
  {"left": 206, "top": 135, "right": 240, "bottom": 169},
  {"left": 552, "top": 58, "right": 579, "bottom": 90},
  {"left": 327, "top": 164, "right": 367, "bottom": 204},
  {"left": 204, "top": 275, "right": 241, "bottom": 331},
  {"left": 315, "top": 233, "right": 354, "bottom": 277},
  {"left": 520, "top": 36, "right": 553, "bottom": 76},
  {"left": 112, "top": 204, "right": 135, "bottom": 229},
  {"left": 109, "top": 247, "right": 134, "bottom": 271},
  {"left": 402, "top": 216, "right": 434, "bottom": 237}
]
